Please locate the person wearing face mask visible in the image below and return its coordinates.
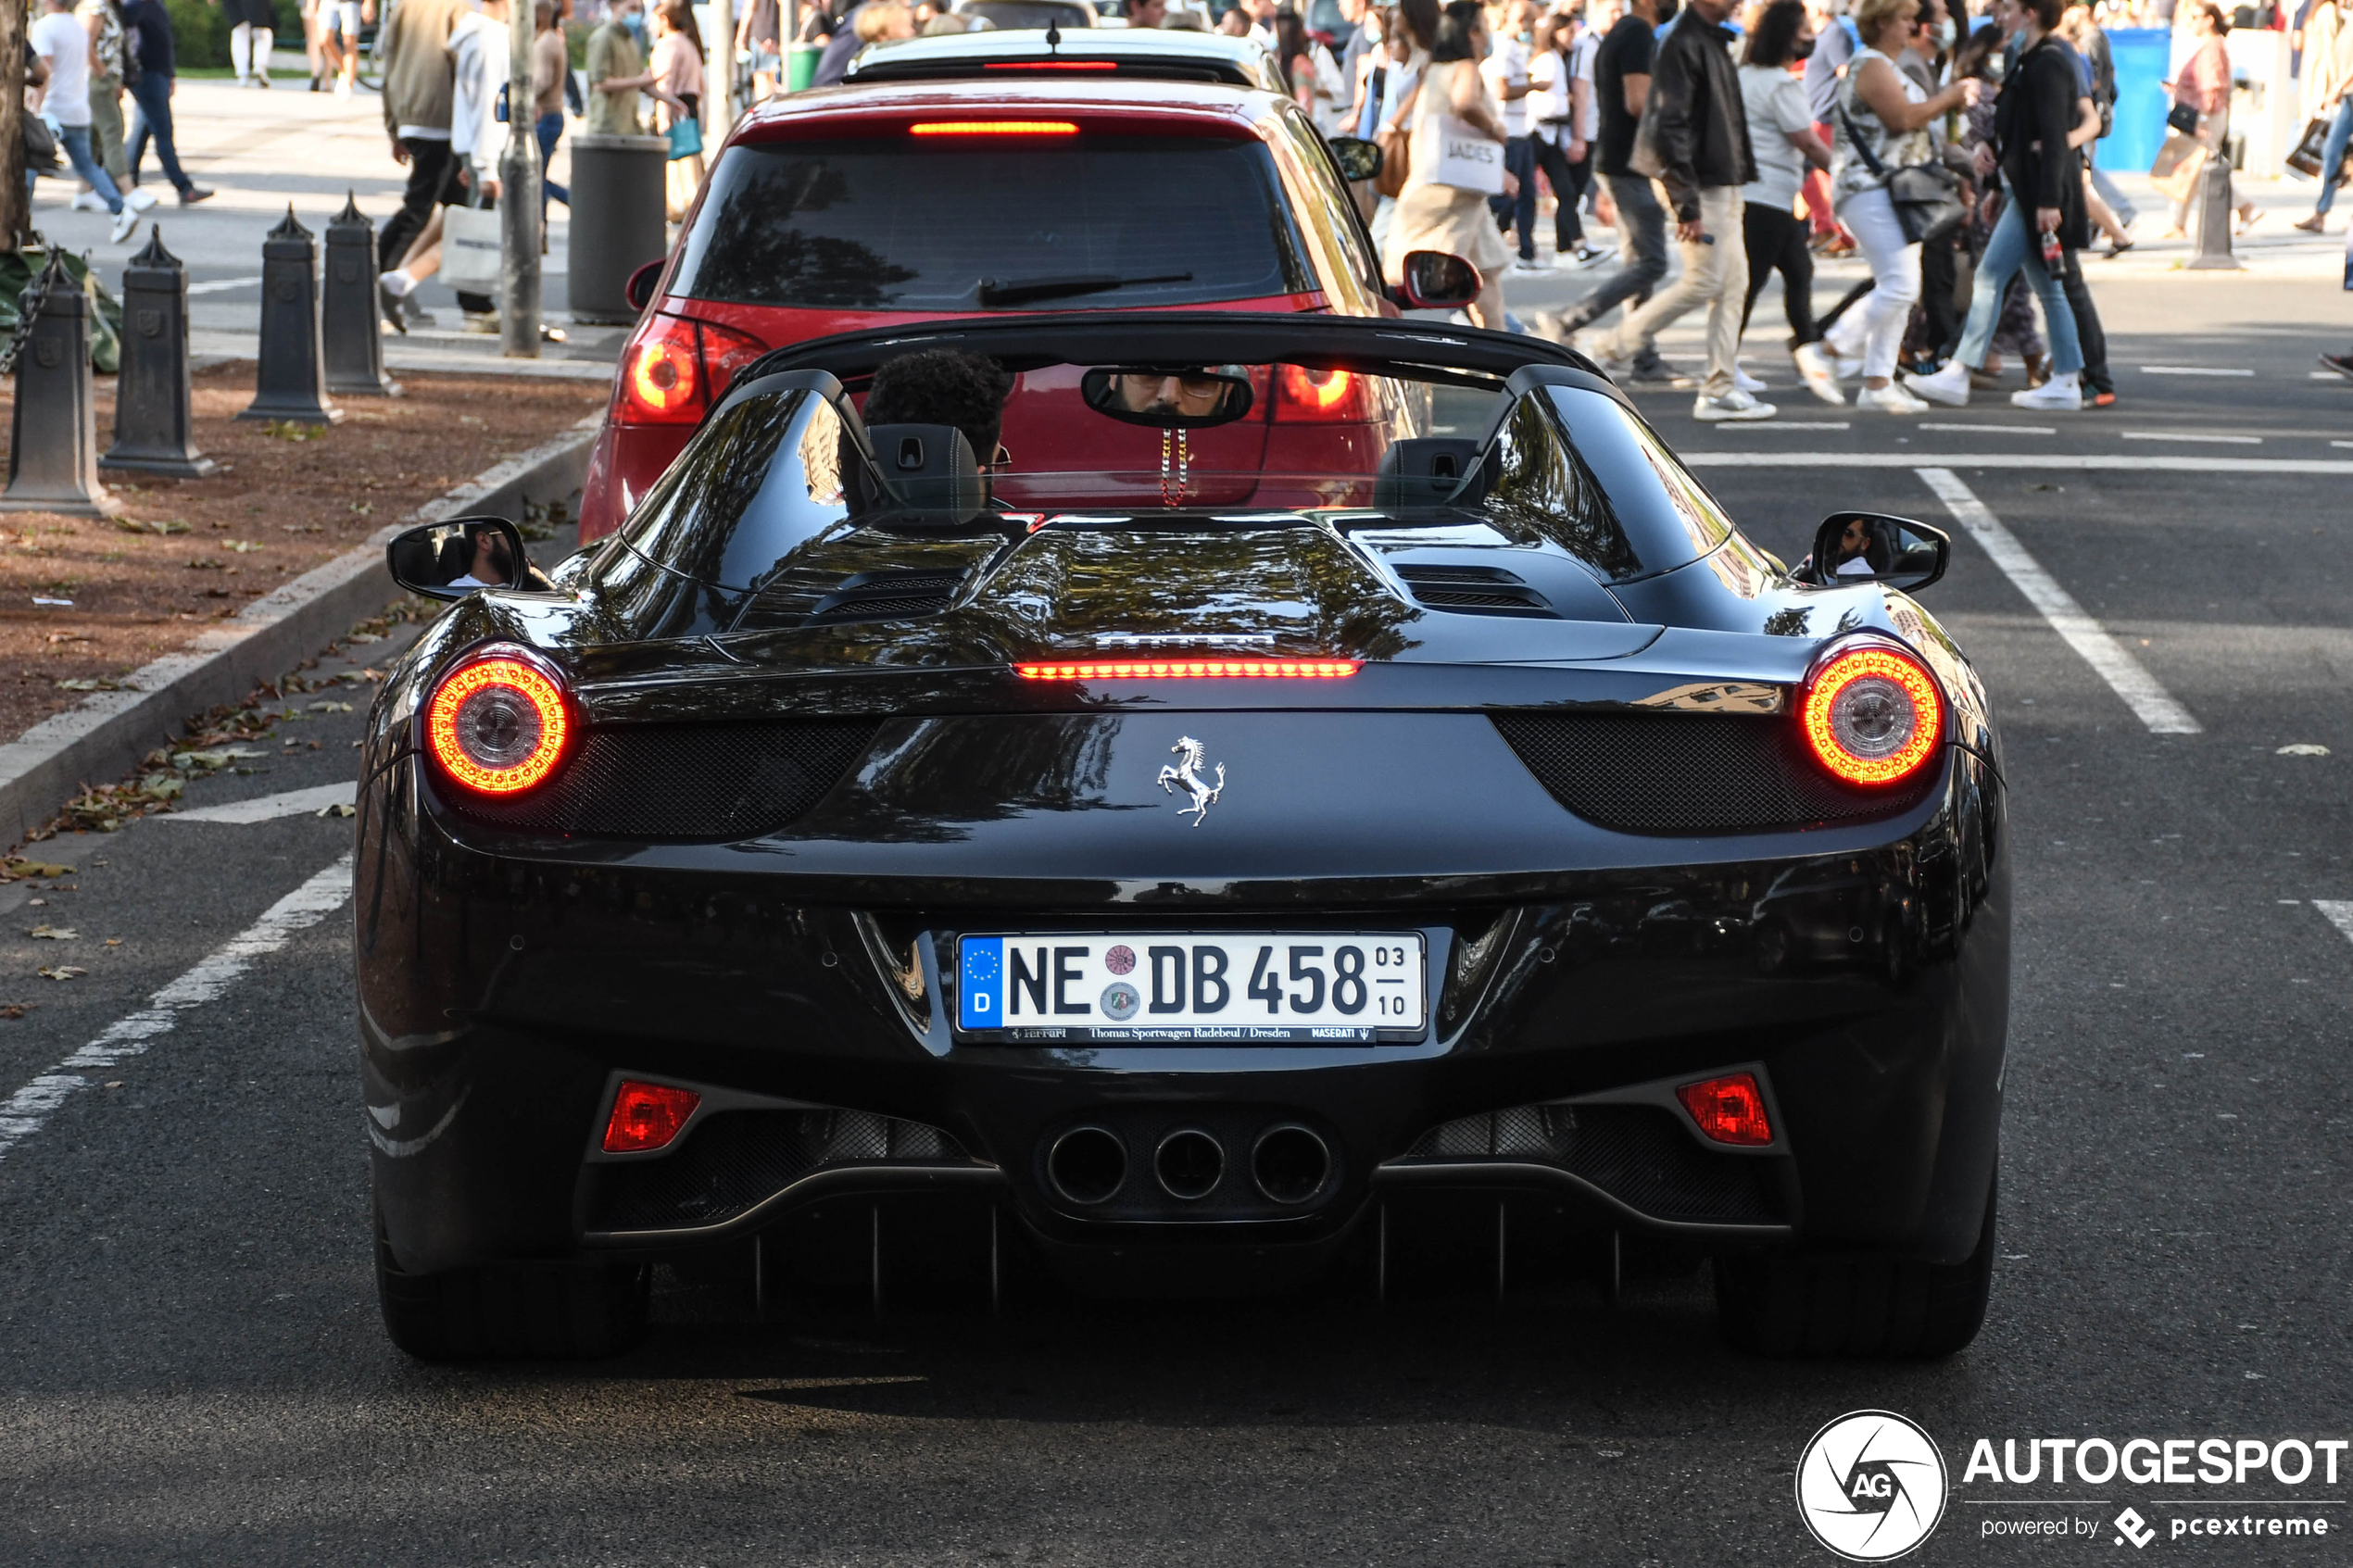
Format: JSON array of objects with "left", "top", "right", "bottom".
[
  {"left": 1736, "top": 0, "right": 1842, "bottom": 403},
  {"left": 587, "top": 0, "right": 652, "bottom": 135}
]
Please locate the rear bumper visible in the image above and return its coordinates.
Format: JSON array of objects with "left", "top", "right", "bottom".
[{"left": 359, "top": 751, "right": 2007, "bottom": 1277}]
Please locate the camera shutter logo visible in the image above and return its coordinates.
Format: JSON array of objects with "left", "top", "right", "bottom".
[{"left": 1795, "top": 1411, "right": 1948, "bottom": 1562}]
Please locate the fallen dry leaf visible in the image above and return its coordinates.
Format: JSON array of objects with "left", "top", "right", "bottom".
[
  {"left": 37, "top": 966, "right": 86, "bottom": 981},
  {"left": 29, "top": 926, "right": 77, "bottom": 940}
]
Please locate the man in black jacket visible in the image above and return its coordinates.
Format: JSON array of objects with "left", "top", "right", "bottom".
[{"left": 1589, "top": 0, "right": 1776, "bottom": 420}]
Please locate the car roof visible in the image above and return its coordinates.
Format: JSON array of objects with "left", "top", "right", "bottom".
[
  {"left": 843, "top": 26, "right": 1282, "bottom": 91},
  {"left": 730, "top": 74, "right": 1290, "bottom": 142}
]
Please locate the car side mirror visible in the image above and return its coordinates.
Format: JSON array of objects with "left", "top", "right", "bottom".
[
  {"left": 386, "top": 517, "right": 543, "bottom": 601},
  {"left": 623, "top": 259, "right": 664, "bottom": 314},
  {"left": 1326, "top": 133, "right": 1383, "bottom": 184},
  {"left": 1806, "top": 512, "right": 1950, "bottom": 593},
  {"left": 1393, "top": 250, "right": 1481, "bottom": 312}
]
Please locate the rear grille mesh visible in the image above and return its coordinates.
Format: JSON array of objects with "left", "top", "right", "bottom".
[
  {"left": 812, "top": 571, "right": 965, "bottom": 623},
  {"left": 1395, "top": 564, "right": 1559, "bottom": 619},
  {"left": 592, "top": 1109, "right": 980, "bottom": 1232},
  {"left": 1492, "top": 713, "right": 1932, "bottom": 834},
  {"left": 452, "top": 720, "right": 878, "bottom": 840},
  {"left": 1396, "top": 1103, "right": 1780, "bottom": 1223}
]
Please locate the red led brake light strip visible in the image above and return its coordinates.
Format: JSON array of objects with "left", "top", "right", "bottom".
[
  {"left": 909, "top": 120, "right": 1082, "bottom": 136},
  {"left": 1015, "top": 659, "right": 1361, "bottom": 680}
]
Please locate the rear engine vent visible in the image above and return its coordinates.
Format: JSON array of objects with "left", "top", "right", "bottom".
[
  {"left": 812, "top": 570, "right": 966, "bottom": 623},
  {"left": 1394, "top": 1103, "right": 1781, "bottom": 1224},
  {"left": 1492, "top": 712, "right": 1936, "bottom": 834},
  {"left": 448, "top": 720, "right": 878, "bottom": 840},
  {"left": 590, "top": 1109, "right": 983, "bottom": 1233},
  {"left": 1394, "top": 564, "right": 1559, "bottom": 618}
]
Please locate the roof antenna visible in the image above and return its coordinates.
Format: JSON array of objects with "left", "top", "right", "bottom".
[{"left": 1046, "top": 17, "right": 1062, "bottom": 52}]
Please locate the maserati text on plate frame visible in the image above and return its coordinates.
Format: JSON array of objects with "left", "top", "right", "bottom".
[{"left": 958, "top": 934, "right": 1428, "bottom": 1041}]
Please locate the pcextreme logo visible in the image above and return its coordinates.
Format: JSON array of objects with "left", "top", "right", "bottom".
[{"left": 1797, "top": 1410, "right": 1950, "bottom": 1562}]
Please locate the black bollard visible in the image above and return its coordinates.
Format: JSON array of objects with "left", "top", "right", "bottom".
[
  {"left": 238, "top": 206, "right": 345, "bottom": 425},
  {"left": 102, "top": 225, "right": 219, "bottom": 479},
  {"left": 322, "top": 192, "right": 401, "bottom": 397},
  {"left": 2185, "top": 150, "right": 2241, "bottom": 271},
  {"left": 2, "top": 248, "right": 118, "bottom": 518}
]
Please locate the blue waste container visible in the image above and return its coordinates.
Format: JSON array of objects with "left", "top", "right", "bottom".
[{"left": 2100, "top": 27, "right": 2174, "bottom": 173}]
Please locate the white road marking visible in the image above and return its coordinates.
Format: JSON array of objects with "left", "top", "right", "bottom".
[
  {"left": 2121, "top": 432, "right": 2262, "bottom": 445},
  {"left": 185, "top": 276, "right": 264, "bottom": 295},
  {"left": 2137, "top": 366, "right": 2255, "bottom": 376},
  {"left": 0, "top": 855, "right": 353, "bottom": 1161},
  {"left": 1681, "top": 452, "right": 2353, "bottom": 474},
  {"left": 160, "top": 782, "right": 357, "bottom": 823},
  {"left": 1918, "top": 423, "right": 2055, "bottom": 434},
  {"left": 2314, "top": 902, "right": 2353, "bottom": 947},
  {"left": 1744, "top": 420, "right": 1851, "bottom": 430},
  {"left": 1914, "top": 468, "right": 2202, "bottom": 735},
  {"left": 2315, "top": 371, "right": 2347, "bottom": 380},
  {"left": 2334, "top": 441, "right": 2353, "bottom": 449}
]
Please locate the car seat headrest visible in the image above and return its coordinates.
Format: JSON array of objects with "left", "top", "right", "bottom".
[
  {"left": 1373, "top": 437, "right": 1487, "bottom": 513},
  {"left": 861, "top": 423, "right": 986, "bottom": 528}
]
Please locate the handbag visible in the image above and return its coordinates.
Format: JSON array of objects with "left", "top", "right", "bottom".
[
  {"left": 1430, "top": 115, "right": 1504, "bottom": 194},
  {"left": 2287, "top": 115, "right": 2352, "bottom": 185},
  {"left": 1374, "top": 122, "right": 1410, "bottom": 197},
  {"left": 22, "top": 113, "right": 59, "bottom": 174},
  {"left": 2166, "top": 100, "right": 2201, "bottom": 136},
  {"left": 440, "top": 201, "right": 505, "bottom": 295},
  {"left": 667, "top": 114, "right": 704, "bottom": 161},
  {"left": 2149, "top": 130, "right": 2207, "bottom": 203},
  {"left": 1836, "top": 102, "right": 1965, "bottom": 244}
]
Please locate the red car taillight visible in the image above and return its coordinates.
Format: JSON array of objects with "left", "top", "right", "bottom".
[
  {"left": 424, "top": 647, "right": 573, "bottom": 796},
  {"left": 1273, "top": 364, "right": 1371, "bottom": 422},
  {"left": 1799, "top": 644, "right": 1945, "bottom": 787},
  {"left": 617, "top": 314, "right": 766, "bottom": 426},
  {"left": 1677, "top": 1073, "right": 1773, "bottom": 1147},
  {"left": 603, "top": 1080, "right": 701, "bottom": 1153}
]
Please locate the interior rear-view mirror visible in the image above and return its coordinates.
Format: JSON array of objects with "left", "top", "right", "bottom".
[
  {"left": 623, "top": 259, "right": 664, "bottom": 314},
  {"left": 1806, "top": 512, "right": 1950, "bottom": 593},
  {"left": 1079, "top": 365, "right": 1256, "bottom": 429},
  {"left": 1327, "top": 134, "right": 1384, "bottom": 184},
  {"left": 1394, "top": 250, "right": 1481, "bottom": 312},
  {"left": 385, "top": 518, "right": 545, "bottom": 601}
]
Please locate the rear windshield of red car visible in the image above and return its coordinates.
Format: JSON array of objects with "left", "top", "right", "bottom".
[{"left": 668, "top": 135, "right": 1317, "bottom": 312}]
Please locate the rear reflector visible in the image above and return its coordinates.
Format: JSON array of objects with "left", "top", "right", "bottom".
[
  {"left": 1015, "top": 658, "right": 1360, "bottom": 680},
  {"left": 1675, "top": 1073, "right": 1773, "bottom": 1147},
  {"left": 910, "top": 120, "right": 1082, "bottom": 136},
  {"left": 603, "top": 1080, "right": 701, "bottom": 1153}
]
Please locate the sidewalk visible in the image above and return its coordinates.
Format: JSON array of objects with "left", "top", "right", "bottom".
[{"left": 28, "top": 80, "right": 628, "bottom": 379}]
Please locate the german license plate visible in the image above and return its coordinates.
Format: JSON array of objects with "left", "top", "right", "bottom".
[{"left": 955, "top": 933, "right": 1427, "bottom": 1042}]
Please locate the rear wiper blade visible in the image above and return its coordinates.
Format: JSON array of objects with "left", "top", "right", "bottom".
[{"left": 976, "top": 271, "right": 1194, "bottom": 307}]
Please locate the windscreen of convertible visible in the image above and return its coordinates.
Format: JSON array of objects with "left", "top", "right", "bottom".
[{"left": 669, "top": 137, "right": 1315, "bottom": 312}]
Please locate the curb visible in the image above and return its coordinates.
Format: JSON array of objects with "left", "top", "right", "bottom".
[{"left": 0, "top": 414, "right": 604, "bottom": 845}]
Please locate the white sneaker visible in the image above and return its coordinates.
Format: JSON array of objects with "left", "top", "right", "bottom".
[
  {"left": 1509, "top": 257, "right": 1557, "bottom": 276},
  {"left": 1693, "top": 388, "right": 1779, "bottom": 421},
  {"left": 108, "top": 208, "right": 139, "bottom": 245},
  {"left": 1856, "top": 381, "right": 1929, "bottom": 414},
  {"left": 1902, "top": 360, "right": 1972, "bottom": 408},
  {"left": 1792, "top": 342, "right": 1844, "bottom": 406},
  {"left": 125, "top": 185, "right": 159, "bottom": 212},
  {"left": 70, "top": 191, "right": 107, "bottom": 212},
  {"left": 2011, "top": 370, "right": 2082, "bottom": 410},
  {"left": 1734, "top": 365, "right": 1768, "bottom": 395}
]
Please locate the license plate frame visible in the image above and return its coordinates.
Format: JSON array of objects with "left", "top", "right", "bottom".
[{"left": 953, "top": 932, "right": 1428, "bottom": 1044}]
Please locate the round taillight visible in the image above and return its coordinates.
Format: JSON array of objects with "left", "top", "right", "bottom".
[
  {"left": 425, "top": 655, "right": 571, "bottom": 796},
  {"left": 628, "top": 338, "right": 697, "bottom": 416},
  {"left": 1800, "top": 645, "right": 1944, "bottom": 786}
]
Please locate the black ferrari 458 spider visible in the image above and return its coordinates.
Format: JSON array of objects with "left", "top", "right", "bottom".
[{"left": 359, "top": 313, "right": 2007, "bottom": 1361}]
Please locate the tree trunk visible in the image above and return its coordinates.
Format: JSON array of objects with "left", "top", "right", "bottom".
[{"left": 0, "top": 0, "right": 28, "bottom": 249}]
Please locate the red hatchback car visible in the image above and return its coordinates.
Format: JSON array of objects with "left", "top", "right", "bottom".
[{"left": 578, "top": 77, "right": 1427, "bottom": 542}]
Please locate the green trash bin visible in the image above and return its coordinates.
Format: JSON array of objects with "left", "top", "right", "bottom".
[{"left": 787, "top": 41, "right": 821, "bottom": 92}]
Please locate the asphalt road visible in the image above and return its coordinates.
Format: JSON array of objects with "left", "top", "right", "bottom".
[{"left": 1, "top": 292, "right": 2350, "bottom": 1565}]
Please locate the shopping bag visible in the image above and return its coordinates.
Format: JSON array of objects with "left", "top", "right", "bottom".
[
  {"left": 667, "top": 115, "right": 704, "bottom": 161},
  {"left": 1431, "top": 117, "right": 1504, "bottom": 194},
  {"left": 2148, "top": 132, "right": 2206, "bottom": 205},
  {"left": 441, "top": 204, "right": 505, "bottom": 295},
  {"left": 2287, "top": 115, "right": 2352, "bottom": 185}
]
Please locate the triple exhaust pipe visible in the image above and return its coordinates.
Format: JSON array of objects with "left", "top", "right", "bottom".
[{"left": 1046, "top": 1123, "right": 1330, "bottom": 1208}]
